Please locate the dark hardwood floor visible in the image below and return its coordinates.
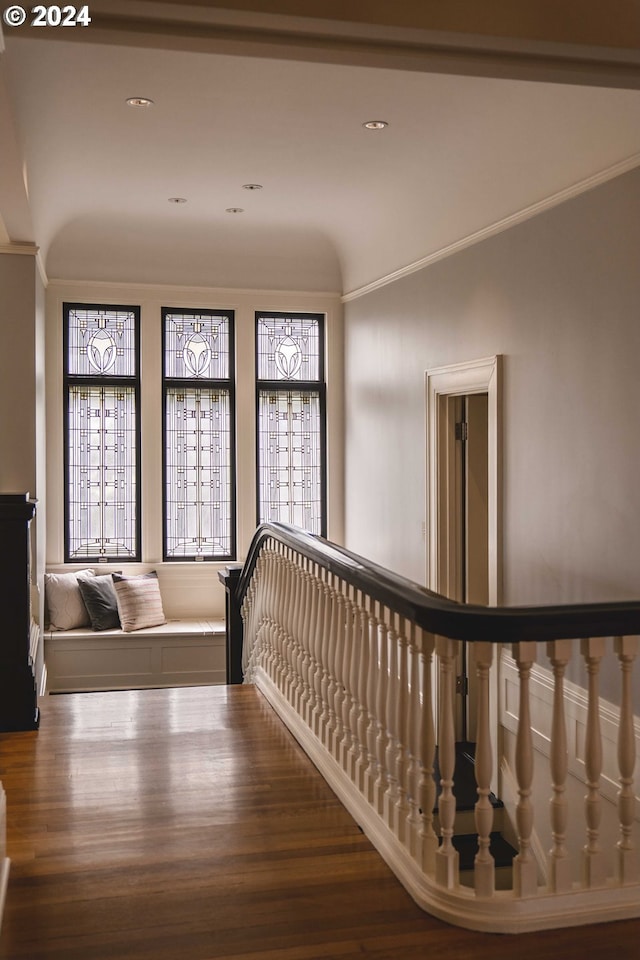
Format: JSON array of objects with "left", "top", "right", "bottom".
[{"left": 0, "top": 685, "right": 638, "bottom": 959}]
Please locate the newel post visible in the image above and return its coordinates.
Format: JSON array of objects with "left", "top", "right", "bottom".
[{"left": 219, "top": 564, "right": 244, "bottom": 684}]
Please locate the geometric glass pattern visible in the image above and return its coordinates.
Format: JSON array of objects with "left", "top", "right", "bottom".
[
  {"left": 165, "top": 388, "right": 233, "bottom": 558},
  {"left": 67, "top": 385, "right": 138, "bottom": 560},
  {"left": 256, "top": 312, "right": 325, "bottom": 536},
  {"left": 257, "top": 390, "right": 323, "bottom": 534},
  {"left": 163, "top": 308, "right": 235, "bottom": 560},
  {"left": 256, "top": 313, "right": 321, "bottom": 381},
  {"left": 66, "top": 305, "right": 137, "bottom": 377},
  {"left": 64, "top": 303, "right": 140, "bottom": 561},
  {"left": 164, "top": 311, "right": 230, "bottom": 380}
]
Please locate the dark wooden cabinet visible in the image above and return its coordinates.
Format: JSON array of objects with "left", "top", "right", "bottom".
[{"left": 0, "top": 493, "right": 39, "bottom": 731}]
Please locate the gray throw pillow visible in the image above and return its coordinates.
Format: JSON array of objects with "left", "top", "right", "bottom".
[{"left": 78, "top": 574, "right": 121, "bottom": 631}]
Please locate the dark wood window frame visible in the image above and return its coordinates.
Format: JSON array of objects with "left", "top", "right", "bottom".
[{"left": 63, "top": 301, "right": 142, "bottom": 563}]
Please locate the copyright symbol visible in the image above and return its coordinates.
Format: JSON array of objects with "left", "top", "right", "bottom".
[{"left": 3, "top": 5, "right": 27, "bottom": 26}]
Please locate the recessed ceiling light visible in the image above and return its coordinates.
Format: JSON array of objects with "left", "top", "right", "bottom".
[
  {"left": 226, "top": 207, "right": 244, "bottom": 214},
  {"left": 363, "top": 120, "right": 388, "bottom": 130},
  {"left": 168, "top": 197, "right": 187, "bottom": 204},
  {"left": 126, "top": 97, "right": 154, "bottom": 107},
  {"left": 242, "top": 183, "right": 263, "bottom": 191}
]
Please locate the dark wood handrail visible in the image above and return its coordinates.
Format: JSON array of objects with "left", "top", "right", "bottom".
[{"left": 235, "top": 522, "right": 640, "bottom": 643}]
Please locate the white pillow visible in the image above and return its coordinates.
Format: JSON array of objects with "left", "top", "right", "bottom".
[
  {"left": 45, "top": 569, "right": 95, "bottom": 630},
  {"left": 112, "top": 571, "right": 166, "bottom": 632}
]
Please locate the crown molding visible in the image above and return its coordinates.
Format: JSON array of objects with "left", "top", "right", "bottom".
[
  {"left": 46, "top": 277, "right": 342, "bottom": 304},
  {"left": 342, "top": 152, "right": 640, "bottom": 303},
  {"left": 0, "top": 242, "right": 39, "bottom": 257}
]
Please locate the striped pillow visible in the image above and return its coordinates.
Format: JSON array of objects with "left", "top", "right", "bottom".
[{"left": 111, "top": 571, "right": 166, "bottom": 632}]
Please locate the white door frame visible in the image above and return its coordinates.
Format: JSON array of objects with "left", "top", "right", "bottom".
[{"left": 426, "top": 355, "right": 502, "bottom": 603}]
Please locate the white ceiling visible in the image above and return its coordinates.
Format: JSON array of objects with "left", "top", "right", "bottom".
[{"left": 2, "top": 27, "right": 640, "bottom": 295}]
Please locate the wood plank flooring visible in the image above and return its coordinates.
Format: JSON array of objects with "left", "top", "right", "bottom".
[{"left": 0, "top": 685, "right": 638, "bottom": 959}]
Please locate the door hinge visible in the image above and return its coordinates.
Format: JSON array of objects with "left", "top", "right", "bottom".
[
  {"left": 455, "top": 420, "right": 468, "bottom": 442},
  {"left": 455, "top": 675, "right": 469, "bottom": 696}
]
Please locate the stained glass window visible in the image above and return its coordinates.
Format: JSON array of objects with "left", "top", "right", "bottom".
[
  {"left": 256, "top": 313, "right": 321, "bottom": 381},
  {"left": 64, "top": 304, "right": 140, "bottom": 561},
  {"left": 256, "top": 313, "right": 325, "bottom": 536},
  {"left": 163, "top": 309, "right": 235, "bottom": 560}
]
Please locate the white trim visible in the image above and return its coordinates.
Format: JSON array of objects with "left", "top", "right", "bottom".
[
  {"left": 0, "top": 243, "right": 48, "bottom": 286},
  {"left": 47, "top": 277, "right": 342, "bottom": 302},
  {"left": 342, "top": 152, "right": 640, "bottom": 302},
  {"left": 0, "top": 243, "right": 39, "bottom": 256},
  {"left": 425, "top": 355, "right": 501, "bottom": 603}
]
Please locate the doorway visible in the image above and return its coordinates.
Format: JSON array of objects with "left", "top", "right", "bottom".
[
  {"left": 449, "top": 392, "right": 489, "bottom": 740},
  {"left": 425, "top": 357, "right": 501, "bottom": 758}
]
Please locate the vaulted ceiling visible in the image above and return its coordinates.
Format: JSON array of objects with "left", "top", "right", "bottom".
[{"left": 1, "top": 1, "right": 639, "bottom": 296}]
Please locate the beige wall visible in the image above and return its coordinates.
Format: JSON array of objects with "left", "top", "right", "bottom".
[
  {"left": 343, "top": 166, "right": 640, "bottom": 610},
  {"left": 0, "top": 250, "right": 46, "bottom": 680},
  {"left": 0, "top": 253, "right": 37, "bottom": 495}
]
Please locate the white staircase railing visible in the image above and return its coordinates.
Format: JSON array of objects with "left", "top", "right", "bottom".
[{"left": 232, "top": 524, "right": 640, "bottom": 934}]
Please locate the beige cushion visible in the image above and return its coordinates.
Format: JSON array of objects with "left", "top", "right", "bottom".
[
  {"left": 112, "top": 571, "right": 166, "bottom": 632},
  {"left": 45, "top": 569, "right": 95, "bottom": 630}
]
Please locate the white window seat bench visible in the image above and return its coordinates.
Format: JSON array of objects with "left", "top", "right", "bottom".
[{"left": 44, "top": 619, "right": 226, "bottom": 693}]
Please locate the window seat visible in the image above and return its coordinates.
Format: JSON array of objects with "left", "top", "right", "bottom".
[{"left": 44, "top": 619, "right": 226, "bottom": 692}]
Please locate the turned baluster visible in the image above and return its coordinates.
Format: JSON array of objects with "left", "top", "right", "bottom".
[
  {"left": 317, "top": 575, "right": 333, "bottom": 742},
  {"left": 547, "top": 638, "right": 572, "bottom": 893},
  {"left": 374, "top": 610, "right": 390, "bottom": 815},
  {"left": 405, "top": 625, "right": 421, "bottom": 856},
  {"left": 311, "top": 576, "right": 327, "bottom": 738},
  {"left": 383, "top": 617, "right": 401, "bottom": 832},
  {"left": 614, "top": 635, "right": 638, "bottom": 884},
  {"left": 284, "top": 555, "right": 301, "bottom": 702},
  {"left": 393, "top": 622, "right": 411, "bottom": 845},
  {"left": 301, "top": 565, "right": 318, "bottom": 725},
  {"left": 353, "top": 601, "right": 370, "bottom": 793},
  {"left": 265, "top": 546, "right": 279, "bottom": 627},
  {"left": 296, "top": 560, "right": 313, "bottom": 718},
  {"left": 331, "top": 580, "right": 351, "bottom": 763},
  {"left": 473, "top": 641, "right": 495, "bottom": 898},
  {"left": 417, "top": 630, "right": 438, "bottom": 872},
  {"left": 255, "top": 552, "right": 273, "bottom": 681},
  {"left": 324, "top": 577, "right": 341, "bottom": 754},
  {"left": 267, "top": 552, "right": 284, "bottom": 682},
  {"left": 512, "top": 641, "right": 538, "bottom": 898},
  {"left": 364, "top": 603, "right": 380, "bottom": 805},
  {"left": 293, "top": 557, "right": 308, "bottom": 709},
  {"left": 581, "top": 637, "right": 607, "bottom": 888},
  {"left": 344, "top": 593, "right": 360, "bottom": 778},
  {"left": 274, "top": 552, "right": 291, "bottom": 692},
  {"left": 435, "top": 636, "right": 459, "bottom": 888}
]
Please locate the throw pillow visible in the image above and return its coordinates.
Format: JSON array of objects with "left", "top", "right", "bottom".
[
  {"left": 45, "top": 569, "right": 95, "bottom": 630},
  {"left": 78, "top": 575, "right": 121, "bottom": 631},
  {"left": 112, "top": 571, "right": 166, "bottom": 632}
]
